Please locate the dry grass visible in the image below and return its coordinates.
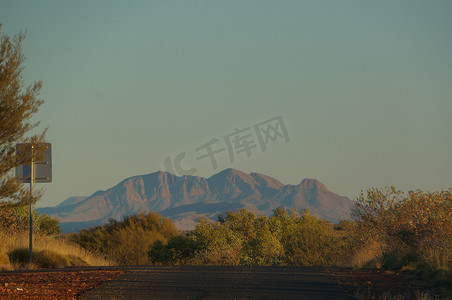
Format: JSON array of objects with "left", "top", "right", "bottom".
[
  {"left": 349, "top": 240, "right": 384, "bottom": 268},
  {"left": 0, "top": 230, "right": 111, "bottom": 270},
  {"left": 423, "top": 247, "right": 452, "bottom": 271},
  {"left": 0, "top": 251, "right": 11, "bottom": 271}
]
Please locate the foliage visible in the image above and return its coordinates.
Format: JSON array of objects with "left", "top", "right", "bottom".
[
  {"left": 36, "top": 213, "right": 61, "bottom": 235},
  {"left": 352, "top": 187, "right": 452, "bottom": 271},
  {"left": 0, "top": 205, "right": 61, "bottom": 235},
  {"left": 149, "top": 235, "right": 202, "bottom": 265},
  {"left": 0, "top": 24, "right": 47, "bottom": 208},
  {"left": 283, "top": 211, "right": 347, "bottom": 266},
  {"left": 148, "top": 208, "right": 351, "bottom": 266},
  {"left": 71, "top": 211, "right": 177, "bottom": 265}
]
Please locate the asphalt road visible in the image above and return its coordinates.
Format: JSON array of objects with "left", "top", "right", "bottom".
[{"left": 80, "top": 266, "right": 357, "bottom": 300}]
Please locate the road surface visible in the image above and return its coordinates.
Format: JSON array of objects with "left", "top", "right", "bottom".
[{"left": 81, "top": 266, "right": 356, "bottom": 299}]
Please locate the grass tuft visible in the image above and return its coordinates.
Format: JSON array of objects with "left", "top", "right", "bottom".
[
  {"left": 35, "top": 250, "right": 71, "bottom": 268},
  {"left": 8, "top": 248, "right": 72, "bottom": 268}
]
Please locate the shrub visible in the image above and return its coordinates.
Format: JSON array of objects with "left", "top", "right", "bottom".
[
  {"left": 284, "top": 212, "right": 347, "bottom": 266},
  {"left": 149, "top": 235, "right": 201, "bottom": 265},
  {"left": 8, "top": 247, "right": 30, "bottom": 266},
  {"left": 352, "top": 187, "right": 452, "bottom": 271},
  {"left": 71, "top": 210, "right": 178, "bottom": 265}
]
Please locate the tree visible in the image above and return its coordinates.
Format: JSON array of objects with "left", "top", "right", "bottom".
[{"left": 0, "top": 24, "right": 47, "bottom": 209}]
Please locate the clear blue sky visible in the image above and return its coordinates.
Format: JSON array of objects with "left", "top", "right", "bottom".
[{"left": 1, "top": 0, "right": 451, "bottom": 207}]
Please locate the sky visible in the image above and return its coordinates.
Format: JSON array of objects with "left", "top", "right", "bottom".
[{"left": 1, "top": 0, "right": 451, "bottom": 207}]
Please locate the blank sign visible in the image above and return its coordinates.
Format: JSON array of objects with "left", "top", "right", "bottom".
[{"left": 15, "top": 143, "right": 52, "bottom": 183}]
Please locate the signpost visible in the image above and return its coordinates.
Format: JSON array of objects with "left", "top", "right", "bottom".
[{"left": 15, "top": 143, "right": 52, "bottom": 265}]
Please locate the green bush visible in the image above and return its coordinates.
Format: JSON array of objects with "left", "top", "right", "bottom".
[
  {"left": 149, "top": 235, "right": 201, "bottom": 265},
  {"left": 71, "top": 210, "right": 178, "bottom": 265},
  {"left": 35, "top": 213, "right": 61, "bottom": 235},
  {"left": 149, "top": 208, "right": 351, "bottom": 266},
  {"left": 0, "top": 206, "right": 61, "bottom": 235}
]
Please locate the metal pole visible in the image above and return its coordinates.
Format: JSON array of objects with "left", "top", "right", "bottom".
[{"left": 29, "top": 145, "right": 33, "bottom": 265}]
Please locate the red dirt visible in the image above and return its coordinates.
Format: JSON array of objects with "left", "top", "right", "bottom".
[{"left": 0, "top": 269, "right": 125, "bottom": 299}]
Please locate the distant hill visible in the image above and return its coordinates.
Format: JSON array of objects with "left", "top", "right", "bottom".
[{"left": 37, "top": 169, "right": 354, "bottom": 232}]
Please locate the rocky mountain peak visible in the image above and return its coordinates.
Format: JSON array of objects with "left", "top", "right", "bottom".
[
  {"left": 207, "top": 168, "right": 258, "bottom": 194},
  {"left": 299, "top": 178, "right": 328, "bottom": 191}
]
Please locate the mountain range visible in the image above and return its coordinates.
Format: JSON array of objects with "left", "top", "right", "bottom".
[{"left": 37, "top": 168, "right": 355, "bottom": 232}]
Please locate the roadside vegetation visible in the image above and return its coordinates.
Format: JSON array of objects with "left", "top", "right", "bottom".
[
  {"left": 352, "top": 187, "right": 452, "bottom": 296},
  {"left": 0, "top": 207, "right": 111, "bottom": 270},
  {"left": 353, "top": 188, "right": 451, "bottom": 269},
  {"left": 146, "top": 188, "right": 451, "bottom": 273}
]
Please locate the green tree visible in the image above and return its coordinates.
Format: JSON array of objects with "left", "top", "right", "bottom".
[
  {"left": 241, "top": 215, "right": 284, "bottom": 265},
  {"left": 0, "top": 24, "right": 47, "bottom": 210},
  {"left": 191, "top": 217, "right": 242, "bottom": 265}
]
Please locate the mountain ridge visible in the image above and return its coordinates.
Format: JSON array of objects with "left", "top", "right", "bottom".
[{"left": 38, "top": 168, "right": 354, "bottom": 232}]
